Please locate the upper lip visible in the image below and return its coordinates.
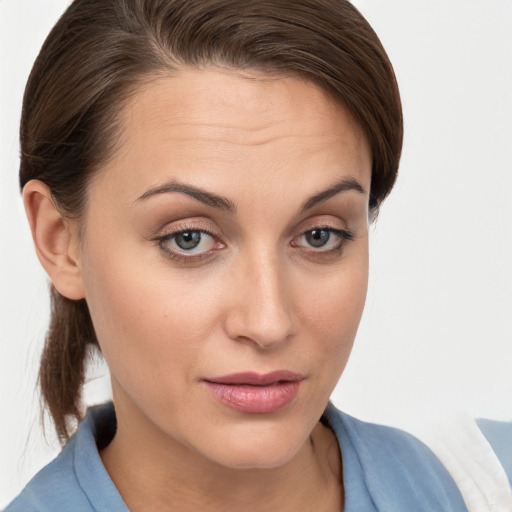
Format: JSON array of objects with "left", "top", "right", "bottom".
[{"left": 204, "top": 371, "right": 304, "bottom": 386}]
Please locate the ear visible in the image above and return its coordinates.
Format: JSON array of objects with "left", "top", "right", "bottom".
[{"left": 23, "top": 180, "right": 85, "bottom": 300}]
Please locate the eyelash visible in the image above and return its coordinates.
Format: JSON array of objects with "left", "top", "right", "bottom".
[
  {"left": 153, "top": 228, "right": 220, "bottom": 263},
  {"left": 293, "top": 227, "right": 355, "bottom": 253},
  {"left": 153, "top": 225, "right": 355, "bottom": 263}
]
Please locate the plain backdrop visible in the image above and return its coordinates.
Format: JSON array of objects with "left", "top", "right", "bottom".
[{"left": 1, "top": 0, "right": 511, "bottom": 506}]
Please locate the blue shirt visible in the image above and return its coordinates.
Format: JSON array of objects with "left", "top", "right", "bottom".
[{"left": 5, "top": 402, "right": 468, "bottom": 511}]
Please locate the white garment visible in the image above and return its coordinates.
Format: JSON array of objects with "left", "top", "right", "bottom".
[{"left": 414, "top": 417, "right": 512, "bottom": 512}]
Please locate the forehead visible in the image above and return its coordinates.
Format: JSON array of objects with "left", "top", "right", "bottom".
[
  {"left": 89, "top": 67, "right": 371, "bottom": 205},
  {"left": 120, "top": 68, "right": 367, "bottom": 147}
]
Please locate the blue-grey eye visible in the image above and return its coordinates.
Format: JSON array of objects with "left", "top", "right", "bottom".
[
  {"left": 174, "top": 231, "right": 202, "bottom": 250},
  {"left": 305, "top": 229, "right": 331, "bottom": 248}
]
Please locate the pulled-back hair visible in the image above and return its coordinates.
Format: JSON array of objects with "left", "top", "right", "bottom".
[{"left": 20, "top": 0, "right": 403, "bottom": 441}]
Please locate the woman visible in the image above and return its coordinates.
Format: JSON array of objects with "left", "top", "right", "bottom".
[{"left": 4, "top": 0, "right": 471, "bottom": 510}]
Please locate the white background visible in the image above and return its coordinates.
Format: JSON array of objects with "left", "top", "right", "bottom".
[{"left": 1, "top": 0, "right": 511, "bottom": 506}]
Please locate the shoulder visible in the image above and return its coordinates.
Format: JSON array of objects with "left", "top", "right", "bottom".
[
  {"left": 323, "top": 403, "right": 468, "bottom": 511},
  {"left": 3, "top": 436, "right": 94, "bottom": 512},
  {"left": 4, "top": 403, "right": 125, "bottom": 512}
]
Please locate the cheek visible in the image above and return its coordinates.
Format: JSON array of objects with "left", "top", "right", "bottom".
[
  {"left": 296, "top": 248, "right": 369, "bottom": 369},
  {"left": 80, "top": 237, "right": 224, "bottom": 398}
]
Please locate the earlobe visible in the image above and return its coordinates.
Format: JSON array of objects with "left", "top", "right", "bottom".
[{"left": 23, "top": 180, "right": 85, "bottom": 300}]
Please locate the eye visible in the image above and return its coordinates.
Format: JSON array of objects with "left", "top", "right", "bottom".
[
  {"left": 293, "top": 227, "right": 354, "bottom": 252},
  {"left": 155, "top": 228, "right": 223, "bottom": 259}
]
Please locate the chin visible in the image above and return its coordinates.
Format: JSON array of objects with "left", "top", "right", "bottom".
[
  {"left": 213, "top": 444, "right": 303, "bottom": 471},
  {"left": 196, "top": 420, "right": 312, "bottom": 471}
]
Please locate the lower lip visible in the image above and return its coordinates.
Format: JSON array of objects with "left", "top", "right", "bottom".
[{"left": 203, "top": 380, "right": 301, "bottom": 413}]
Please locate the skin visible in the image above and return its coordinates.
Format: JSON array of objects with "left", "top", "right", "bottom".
[{"left": 24, "top": 68, "right": 372, "bottom": 511}]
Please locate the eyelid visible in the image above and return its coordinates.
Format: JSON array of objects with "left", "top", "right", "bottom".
[
  {"left": 157, "top": 225, "right": 216, "bottom": 240},
  {"left": 292, "top": 226, "right": 354, "bottom": 246},
  {"left": 154, "top": 217, "right": 219, "bottom": 236},
  {"left": 294, "top": 213, "right": 354, "bottom": 239},
  {"left": 296, "top": 213, "right": 350, "bottom": 231}
]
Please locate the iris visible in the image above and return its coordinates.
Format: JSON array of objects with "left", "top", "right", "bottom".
[
  {"left": 305, "top": 229, "right": 331, "bottom": 248},
  {"left": 175, "top": 231, "right": 202, "bottom": 250}
]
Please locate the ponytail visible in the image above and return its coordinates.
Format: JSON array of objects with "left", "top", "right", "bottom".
[{"left": 39, "top": 288, "right": 97, "bottom": 442}]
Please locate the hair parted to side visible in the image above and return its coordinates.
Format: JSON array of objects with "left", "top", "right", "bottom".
[{"left": 20, "top": 0, "right": 403, "bottom": 441}]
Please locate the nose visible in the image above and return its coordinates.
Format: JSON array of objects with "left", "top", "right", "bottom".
[{"left": 224, "top": 252, "right": 295, "bottom": 350}]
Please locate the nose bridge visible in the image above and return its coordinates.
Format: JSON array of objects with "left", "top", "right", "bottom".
[{"left": 226, "top": 244, "right": 294, "bottom": 348}]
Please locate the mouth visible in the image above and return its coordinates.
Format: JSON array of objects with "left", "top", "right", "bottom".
[{"left": 202, "top": 371, "right": 304, "bottom": 414}]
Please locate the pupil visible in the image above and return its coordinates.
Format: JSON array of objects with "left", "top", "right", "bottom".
[
  {"left": 175, "top": 231, "right": 201, "bottom": 250},
  {"left": 306, "top": 229, "right": 330, "bottom": 248}
]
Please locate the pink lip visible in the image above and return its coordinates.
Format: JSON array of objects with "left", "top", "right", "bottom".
[{"left": 203, "top": 371, "right": 303, "bottom": 413}]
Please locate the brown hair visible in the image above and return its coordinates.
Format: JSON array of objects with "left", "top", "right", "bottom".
[{"left": 20, "top": 0, "right": 403, "bottom": 441}]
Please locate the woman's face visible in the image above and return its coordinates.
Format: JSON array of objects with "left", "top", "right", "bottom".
[{"left": 78, "top": 68, "right": 371, "bottom": 469}]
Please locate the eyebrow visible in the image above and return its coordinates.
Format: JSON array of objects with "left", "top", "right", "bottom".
[
  {"left": 135, "top": 175, "right": 365, "bottom": 213},
  {"left": 136, "top": 181, "right": 236, "bottom": 212},
  {"left": 300, "top": 176, "right": 365, "bottom": 211}
]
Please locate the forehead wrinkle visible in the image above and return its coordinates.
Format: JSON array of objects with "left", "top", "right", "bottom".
[
  {"left": 139, "top": 114, "right": 348, "bottom": 152},
  {"left": 155, "top": 133, "right": 340, "bottom": 150},
  {"left": 118, "top": 75, "right": 360, "bottom": 160}
]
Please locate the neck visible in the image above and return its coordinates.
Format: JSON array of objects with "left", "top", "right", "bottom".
[{"left": 100, "top": 401, "right": 343, "bottom": 512}]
